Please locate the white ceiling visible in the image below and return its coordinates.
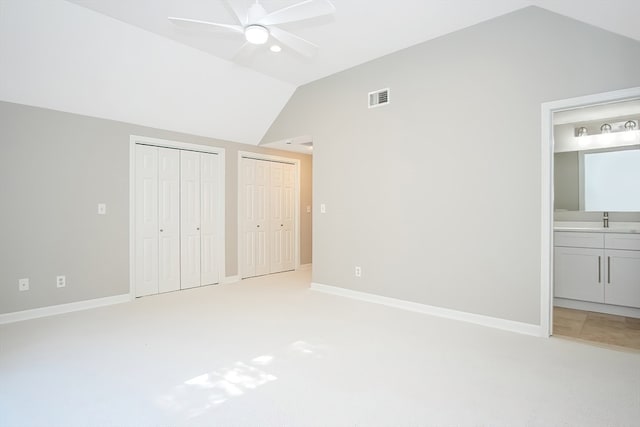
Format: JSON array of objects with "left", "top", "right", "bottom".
[
  {"left": 0, "top": 0, "right": 295, "bottom": 145},
  {"left": 4, "top": 0, "right": 640, "bottom": 147},
  {"left": 66, "top": 0, "right": 640, "bottom": 87}
]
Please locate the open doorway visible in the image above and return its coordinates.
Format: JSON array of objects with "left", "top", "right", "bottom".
[{"left": 542, "top": 88, "right": 640, "bottom": 350}]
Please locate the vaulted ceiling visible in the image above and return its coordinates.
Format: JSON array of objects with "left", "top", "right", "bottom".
[
  {"left": 66, "top": 0, "right": 640, "bottom": 86},
  {"left": 2, "top": 0, "right": 639, "bottom": 145}
]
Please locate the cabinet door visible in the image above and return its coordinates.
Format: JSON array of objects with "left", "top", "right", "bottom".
[
  {"left": 604, "top": 249, "right": 640, "bottom": 308},
  {"left": 554, "top": 247, "right": 604, "bottom": 303}
]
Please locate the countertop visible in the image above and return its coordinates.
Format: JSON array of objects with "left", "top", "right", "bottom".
[{"left": 554, "top": 221, "right": 640, "bottom": 234}]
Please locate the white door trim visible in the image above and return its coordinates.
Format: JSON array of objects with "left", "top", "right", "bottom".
[
  {"left": 129, "top": 135, "right": 226, "bottom": 299},
  {"left": 540, "top": 86, "right": 640, "bottom": 337},
  {"left": 237, "top": 151, "right": 301, "bottom": 279}
]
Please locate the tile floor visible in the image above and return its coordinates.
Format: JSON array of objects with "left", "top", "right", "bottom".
[{"left": 553, "top": 306, "right": 640, "bottom": 351}]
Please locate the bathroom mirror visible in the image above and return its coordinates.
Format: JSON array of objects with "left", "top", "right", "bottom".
[
  {"left": 554, "top": 146, "right": 640, "bottom": 212},
  {"left": 553, "top": 99, "right": 640, "bottom": 213}
]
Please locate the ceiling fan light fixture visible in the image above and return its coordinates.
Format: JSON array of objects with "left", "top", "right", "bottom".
[{"left": 245, "top": 25, "right": 269, "bottom": 45}]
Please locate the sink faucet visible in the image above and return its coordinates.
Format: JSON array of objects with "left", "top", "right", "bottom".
[{"left": 603, "top": 211, "right": 609, "bottom": 228}]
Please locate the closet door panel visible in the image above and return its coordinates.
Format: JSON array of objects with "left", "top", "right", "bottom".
[
  {"left": 269, "top": 162, "right": 284, "bottom": 273},
  {"left": 281, "top": 163, "right": 296, "bottom": 271},
  {"left": 241, "top": 158, "right": 269, "bottom": 278},
  {"left": 158, "top": 148, "right": 180, "bottom": 293},
  {"left": 200, "top": 153, "right": 219, "bottom": 285},
  {"left": 254, "top": 160, "right": 270, "bottom": 276},
  {"left": 181, "top": 151, "right": 201, "bottom": 289},
  {"left": 241, "top": 158, "right": 257, "bottom": 278},
  {"left": 135, "top": 145, "right": 159, "bottom": 297}
]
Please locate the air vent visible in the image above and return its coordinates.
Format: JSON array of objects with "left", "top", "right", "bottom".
[{"left": 368, "top": 88, "right": 389, "bottom": 108}]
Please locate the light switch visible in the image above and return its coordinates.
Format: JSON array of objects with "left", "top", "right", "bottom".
[
  {"left": 306, "top": 205, "right": 311, "bottom": 213},
  {"left": 320, "top": 204, "right": 326, "bottom": 214},
  {"left": 98, "top": 203, "right": 106, "bottom": 215}
]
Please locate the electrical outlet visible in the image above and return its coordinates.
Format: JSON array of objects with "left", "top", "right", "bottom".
[
  {"left": 98, "top": 203, "right": 106, "bottom": 215},
  {"left": 19, "top": 278, "right": 29, "bottom": 291},
  {"left": 306, "top": 205, "right": 311, "bottom": 213},
  {"left": 355, "top": 266, "right": 362, "bottom": 277},
  {"left": 56, "top": 275, "right": 66, "bottom": 288}
]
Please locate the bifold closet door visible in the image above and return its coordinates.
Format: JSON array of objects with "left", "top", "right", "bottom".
[
  {"left": 136, "top": 146, "right": 220, "bottom": 296},
  {"left": 280, "top": 163, "right": 295, "bottom": 272},
  {"left": 200, "top": 153, "right": 220, "bottom": 286},
  {"left": 241, "top": 158, "right": 270, "bottom": 278},
  {"left": 269, "top": 162, "right": 295, "bottom": 273},
  {"left": 135, "top": 145, "right": 159, "bottom": 297},
  {"left": 135, "top": 145, "right": 181, "bottom": 297},
  {"left": 180, "top": 151, "right": 201, "bottom": 289},
  {"left": 158, "top": 148, "right": 181, "bottom": 293},
  {"left": 241, "top": 157, "right": 296, "bottom": 278}
]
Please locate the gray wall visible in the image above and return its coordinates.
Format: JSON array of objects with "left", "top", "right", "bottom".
[
  {"left": 0, "top": 101, "right": 312, "bottom": 314},
  {"left": 262, "top": 7, "right": 640, "bottom": 325}
]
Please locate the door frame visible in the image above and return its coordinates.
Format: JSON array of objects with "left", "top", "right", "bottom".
[
  {"left": 237, "top": 151, "right": 301, "bottom": 279},
  {"left": 129, "top": 135, "right": 226, "bottom": 299},
  {"left": 540, "top": 86, "right": 640, "bottom": 337}
]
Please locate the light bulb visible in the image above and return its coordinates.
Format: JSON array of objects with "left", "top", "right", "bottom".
[
  {"left": 245, "top": 25, "right": 269, "bottom": 45},
  {"left": 600, "top": 123, "right": 612, "bottom": 134}
]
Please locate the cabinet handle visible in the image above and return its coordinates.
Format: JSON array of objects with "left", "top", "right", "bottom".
[
  {"left": 598, "top": 256, "right": 601, "bottom": 283},
  {"left": 608, "top": 256, "right": 611, "bottom": 284}
]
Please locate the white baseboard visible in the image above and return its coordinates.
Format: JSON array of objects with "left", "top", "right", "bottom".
[
  {"left": 0, "top": 294, "right": 131, "bottom": 325},
  {"left": 554, "top": 298, "right": 640, "bottom": 318},
  {"left": 311, "top": 282, "right": 542, "bottom": 337},
  {"left": 221, "top": 275, "right": 240, "bottom": 285},
  {"left": 297, "top": 263, "right": 312, "bottom": 271}
]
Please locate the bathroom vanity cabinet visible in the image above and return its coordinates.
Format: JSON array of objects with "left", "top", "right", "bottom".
[{"left": 554, "top": 231, "right": 640, "bottom": 309}]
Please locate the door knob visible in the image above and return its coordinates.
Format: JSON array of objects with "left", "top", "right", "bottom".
[
  {"left": 197, "top": 227, "right": 200, "bottom": 231},
  {"left": 257, "top": 225, "right": 260, "bottom": 228},
  {"left": 281, "top": 224, "right": 283, "bottom": 227},
  {"left": 160, "top": 229, "right": 164, "bottom": 232}
]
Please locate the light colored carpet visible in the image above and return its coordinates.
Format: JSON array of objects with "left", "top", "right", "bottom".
[{"left": 1, "top": 270, "right": 639, "bottom": 426}]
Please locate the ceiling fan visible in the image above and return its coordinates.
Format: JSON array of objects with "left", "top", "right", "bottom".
[{"left": 168, "top": 0, "right": 335, "bottom": 58}]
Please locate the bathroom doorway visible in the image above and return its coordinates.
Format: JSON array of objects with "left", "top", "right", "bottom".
[{"left": 542, "top": 87, "right": 640, "bottom": 351}]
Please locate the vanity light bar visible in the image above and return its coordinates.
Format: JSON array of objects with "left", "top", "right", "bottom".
[{"left": 575, "top": 119, "right": 639, "bottom": 137}]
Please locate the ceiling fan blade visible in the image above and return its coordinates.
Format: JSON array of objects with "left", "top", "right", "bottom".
[
  {"left": 223, "top": 0, "right": 248, "bottom": 26},
  {"left": 168, "top": 17, "right": 243, "bottom": 34},
  {"left": 258, "top": 0, "right": 335, "bottom": 26},
  {"left": 269, "top": 27, "right": 318, "bottom": 58}
]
